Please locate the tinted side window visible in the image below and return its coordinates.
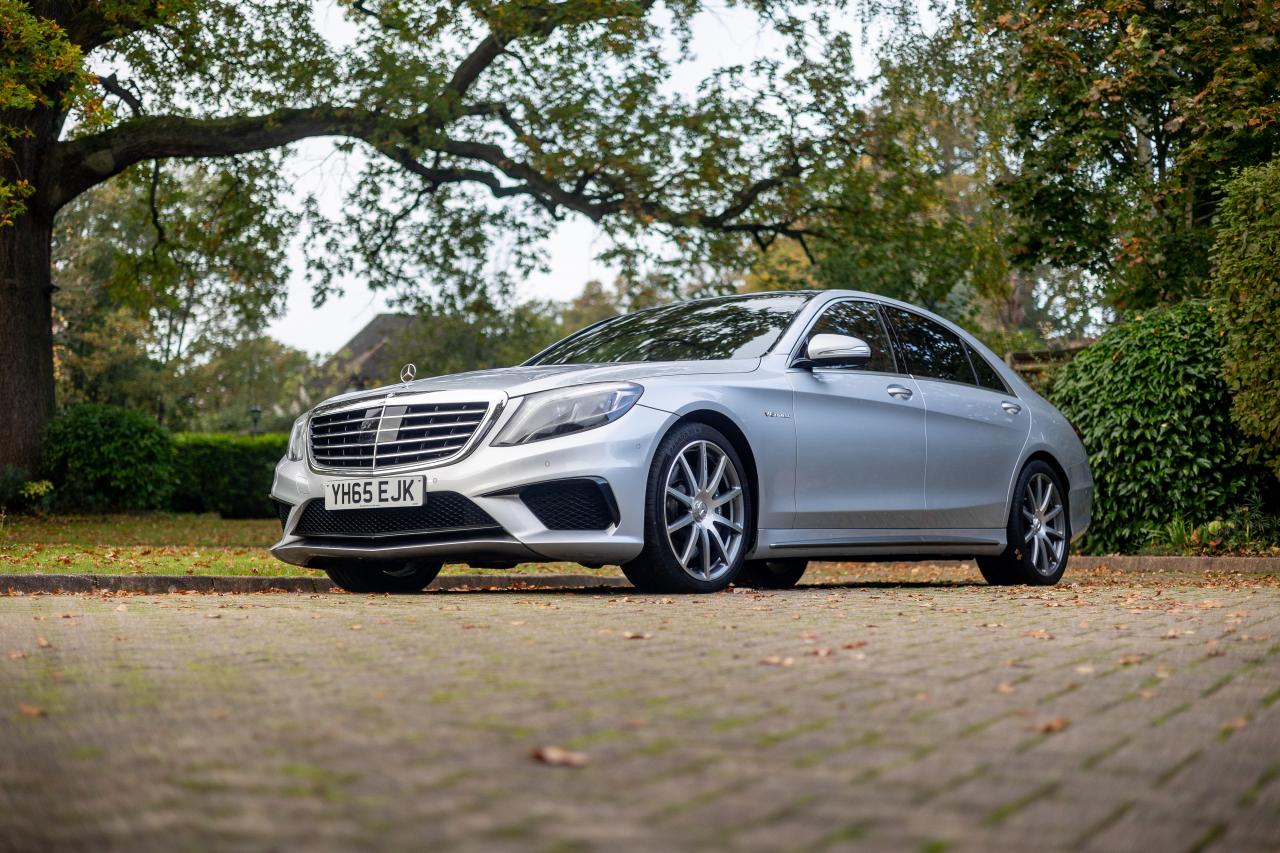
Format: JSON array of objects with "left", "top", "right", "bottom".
[
  {"left": 806, "top": 301, "right": 896, "bottom": 372},
  {"left": 883, "top": 307, "right": 976, "bottom": 385},
  {"left": 965, "top": 341, "right": 1009, "bottom": 393}
]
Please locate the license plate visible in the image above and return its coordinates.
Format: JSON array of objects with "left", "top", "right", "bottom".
[{"left": 323, "top": 476, "right": 425, "bottom": 510}]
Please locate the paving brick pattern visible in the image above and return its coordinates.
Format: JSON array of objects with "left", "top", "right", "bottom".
[{"left": 2, "top": 570, "right": 1278, "bottom": 851}]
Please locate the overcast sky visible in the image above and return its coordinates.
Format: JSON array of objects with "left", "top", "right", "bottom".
[{"left": 267, "top": 3, "right": 887, "bottom": 356}]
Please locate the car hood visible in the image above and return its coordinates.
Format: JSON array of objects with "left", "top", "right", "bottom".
[{"left": 316, "top": 360, "right": 760, "bottom": 408}]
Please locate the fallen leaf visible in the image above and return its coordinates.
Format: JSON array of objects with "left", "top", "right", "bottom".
[
  {"left": 531, "top": 746, "right": 589, "bottom": 768},
  {"left": 760, "top": 655, "right": 794, "bottom": 667},
  {"left": 996, "top": 682, "right": 1017, "bottom": 694},
  {"left": 808, "top": 647, "right": 832, "bottom": 657},
  {"left": 205, "top": 613, "right": 221, "bottom": 620},
  {"left": 1022, "top": 629, "right": 1054, "bottom": 640},
  {"left": 1118, "top": 654, "right": 1145, "bottom": 666},
  {"left": 349, "top": 624, "right": 362, "bottom": 631},
  {"left": 623, "top": 631, "right": 651, "bottom": 640},
  {"left": 8, "top": 651, "right": 27, "bottom": 660},
  {"left": 114, "top": 604, "right": 128, "bottom": 612},
  {"left": 36, "top": 637, "right": 50, "bottom": 649},
  {"left": 1222, "top": 716, "right": 1249, "bottom": 733},
  {"left": 1074, "top": 665, "right": 1095, "bottom": 675},
  {"left": 1032, "top": 717, "right": 1069, "bottom": 733},
  {"left": 208, "top": 709, "right": 229, "bottom": 721},
  {"left": 17, "top": 703, "right": 46, "bottom": 718},
  {"left": 841, "top": 640, "right": 867, "bottom": 649}
]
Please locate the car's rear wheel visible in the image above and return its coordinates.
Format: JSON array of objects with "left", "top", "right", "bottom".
[
  {"left": 738, "top": 559, "right": 808, "bottom": 589},
  {"left": 323, "top": 559, "right": 443, "bottom": 593},
  {"left": 622, "top": 423, "right": 752, "bottom": 593},
  {"left": 977, "top": 460, "right": 1070, "bottom": 586}
]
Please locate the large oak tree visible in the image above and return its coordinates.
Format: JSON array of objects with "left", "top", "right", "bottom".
[{"left": 0, "top": 0, "right": 856, "bottom": 471}]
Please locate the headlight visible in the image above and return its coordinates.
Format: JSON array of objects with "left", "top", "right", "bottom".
[
  {"left": 493, "top": 382, "right": 643, "bottom": 446},
  {"left": 287, "top": 414, "right": 309, "bottom": 461}
]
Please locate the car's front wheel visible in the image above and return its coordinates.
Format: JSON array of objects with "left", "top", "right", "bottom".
[
  {"left": 323, "top": 559, "right": 443, "bottom": 593},
  {"left": 622, "top": 423, "right": 752, "bottom": 593},
  {"left": 977, "top": 460, "right": 1070, "bottom": 586}
]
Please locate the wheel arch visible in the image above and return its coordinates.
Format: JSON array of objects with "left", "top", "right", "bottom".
[
  {"left": 1025, "top": 449, "right": 1070, "bottom": 494},
  {"left": 668, "top": 409, "right": 761, "bottom": 555}
]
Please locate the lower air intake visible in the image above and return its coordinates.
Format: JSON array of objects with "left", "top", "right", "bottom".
[{"left": 293, "top": 492, "right": 500, "bottom": 540}]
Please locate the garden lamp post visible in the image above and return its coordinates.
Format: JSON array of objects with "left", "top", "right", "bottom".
[{"left": 250, "top": 405, "right": 262, "bottom": 437}]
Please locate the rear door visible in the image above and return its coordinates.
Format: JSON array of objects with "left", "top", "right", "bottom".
[
  {"left": 881, "top": 306, "right": 1030, "bottom": 529},
  {"left": 789, "top": 299, "right": 928, "bottom": 529}
]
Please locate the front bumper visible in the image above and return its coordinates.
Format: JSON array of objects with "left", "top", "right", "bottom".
[{"left": 269, "top": 403, "right": 672, "bottom": 568}]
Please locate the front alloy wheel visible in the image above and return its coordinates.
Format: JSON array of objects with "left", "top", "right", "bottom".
[{"left": 623, "top": 424, "right": 752, "bottom": 593}]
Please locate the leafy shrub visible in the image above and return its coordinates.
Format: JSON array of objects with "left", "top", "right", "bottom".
[
  {"left": 0, "top": 466, "right": 28, "bottom": 511},
  {"left": 42, "top": 405, "right": 176, "bottom": 511},
  {"left": 171, "top": 433, "right": 288, "bottom": 519},
  {"left": 1049, "top": 301, "right": 1267, "bottom": 553},
  {"left": 1212, "top": 157, "right": 1280, "bottom": 481}
]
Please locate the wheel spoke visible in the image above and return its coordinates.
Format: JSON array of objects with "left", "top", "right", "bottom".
[
  {"left": 708, "top": 525, "right": 730, "bottom": 564},
  {"left": 1042, "top": 504, "right": 1063, "bottom": 522},
  {"left": 699, "top": 443, "right": 709, "bottom": 490},
  {"left": 711, "top": 486, "right": 742, "bottom": 508},
  {"left": 667, "top": 513, "right": 694, "bottom": 534},
  {"left": 1039, "top": 481, "right": 1053, "bottom": 513},
  {"left": 1045, "top": 526, "right": 1066, "bottom": 540},
  {"left": 1021, "top": 508, "right": 1036, "bottom": 524},
  {"left": 678, "top": 454, "right": 698, "bottom": 493},
  {"left": 712, "top": 514, "right": 743, "bottom": 534},
  {"left": 666, "top": 487, "right": 693, "bottom": 507},
  {"left": 679, "top": 527, "right": 698, "bottom": 567},
  {"left": 700, "top": 528, "right": 712, "bottom": 578},
  {"left": 1029, "top": 535, "right": 1040, "bottom": 570},
  {"left": 708, "top": 454, "right": 728, "bottom": 496},
  {"left": 1024, "top": 528, "right": 1035, "bottom": 543}
]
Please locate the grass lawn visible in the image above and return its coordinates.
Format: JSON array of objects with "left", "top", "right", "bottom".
[
  {"left": 0, "top": 512, "right": 991, "bottom": 585},
  {"left": 0, "top": 512, "right": 614, "bottom": 578}
]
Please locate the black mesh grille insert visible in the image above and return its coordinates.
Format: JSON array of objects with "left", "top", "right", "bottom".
[
  {"left": 520, "top": 479, "right": 617, "bottom": 530},
  {"left": 293, "top": 492, "right": 500, "bottom": 540},
  {"left": 274, "top": 500, "right": 292, "bottom": 531}
]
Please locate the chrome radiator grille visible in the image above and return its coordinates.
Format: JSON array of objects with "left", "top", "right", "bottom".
[{"left": 309, "top": 400, "right": 491, "bottom": 470}]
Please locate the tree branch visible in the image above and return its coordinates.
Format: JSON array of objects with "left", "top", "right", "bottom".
[{"left": 48, "top": 107, "right": 374, "bottom": 212}]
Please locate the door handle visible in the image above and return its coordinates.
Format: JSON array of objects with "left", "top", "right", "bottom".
[
  {"left": 886, "top": 384, "right": 913, "bottom": 400},
  {"left": 1001, "top": 401, "right": 1022, "bottom": 415}
]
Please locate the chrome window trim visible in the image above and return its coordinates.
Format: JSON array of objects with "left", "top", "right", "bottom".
[{"left": 306, "top": 389, "right": 507, "bottom": 475}]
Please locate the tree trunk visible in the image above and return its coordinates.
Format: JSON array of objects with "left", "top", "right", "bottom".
[{"left": 0, "top": 211, "right": 56, "bottom": 474}]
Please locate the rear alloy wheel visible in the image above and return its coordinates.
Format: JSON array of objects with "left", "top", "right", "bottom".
[
  {"left": 623, "top": 423, "right": 752, "bottom": 593},
  {"left": 977, "top": 460, "right": 1070, "bottom": 586},
  {"left": 323, "top": 560, "right": 443, "bottom": 594},
  {"left": 738, "top": 559, "right": 808, "bottom": 589}
]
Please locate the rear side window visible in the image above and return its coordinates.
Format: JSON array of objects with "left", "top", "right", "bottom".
[
  {"left": 965, "top": 341, "right": 1010, "bottom": 393},
  {"left": 883, "top": 307, "right": 977, "bottom": 385},
  {"left": 806, "top": 300, "right": 897, "bottom": 372}
]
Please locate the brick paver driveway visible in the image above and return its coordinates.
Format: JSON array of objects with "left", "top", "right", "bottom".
[{"left": 2, "top": 565, "right": 1279, "bottom": 851}]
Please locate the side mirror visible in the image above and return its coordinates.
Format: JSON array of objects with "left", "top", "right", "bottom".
[{"left": 803, "top": 333, "right": 872, "bottom": 368}]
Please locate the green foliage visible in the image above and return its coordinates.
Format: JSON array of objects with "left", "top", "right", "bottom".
[
  {"left": 171, "top": 433, "right": 287, "bottom": 519},
  {"left": 1049, "top": 301, "right": 1265, "bottom": 553},
  {"left": 0, "top": 466, "right": 29, "bottom": 511},
  {"left": 1144, "top": 503, "right": 1280, "bottom": 556},
  {"left": 985, "top": 0, "right": 1280, "bottom": 310},
  {"left": 0, "top": 1, "right": 96, "bottom": 224},
  {"left": 42, "top": 404, "right": 176, "bottom": 511},
  {"left": 1211, "top": 156, "right": 1280, "bottom": 482}
]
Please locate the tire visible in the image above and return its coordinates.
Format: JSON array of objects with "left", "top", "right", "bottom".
[
  {"left": 977, "top": 460, "right": 1071, "bottom": 586},
  {"left": 622, "top": 422, "right": 753, "bottom": 593},
  {"left": 738, "top": 559, "right": 808, "bottom": 589},
  {"left": 323, "top": 559, "right": 443, "bottom": 593}
]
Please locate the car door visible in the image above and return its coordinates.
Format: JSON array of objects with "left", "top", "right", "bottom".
[
  {"left": 789, "top": 299, "right": 928, "bottom": 530},
  {"left": 881, "top": 306, "right": 1030, "bottom": 529}
]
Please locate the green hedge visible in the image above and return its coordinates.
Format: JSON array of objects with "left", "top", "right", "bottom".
[
  {"left": 42, "top": 404, "right": 176, "bottom": 511},
  {"left": 1049, "top": 301, "right": 1264, "bottom": 553},
  {"left": 171, "top": 433, "right": 288, "bottom": 519},
  {"left": 1212, "top": 157, "right": 1280, "bottom": 481}
]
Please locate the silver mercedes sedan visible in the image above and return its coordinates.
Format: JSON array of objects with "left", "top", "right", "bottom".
[{"left": 271, "top": 290, "right": 1092, "bottom": 593}]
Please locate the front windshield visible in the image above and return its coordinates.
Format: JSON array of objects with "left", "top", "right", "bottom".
[{"left": 527, "top": 293, "right": 814, "bottom": 365}]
